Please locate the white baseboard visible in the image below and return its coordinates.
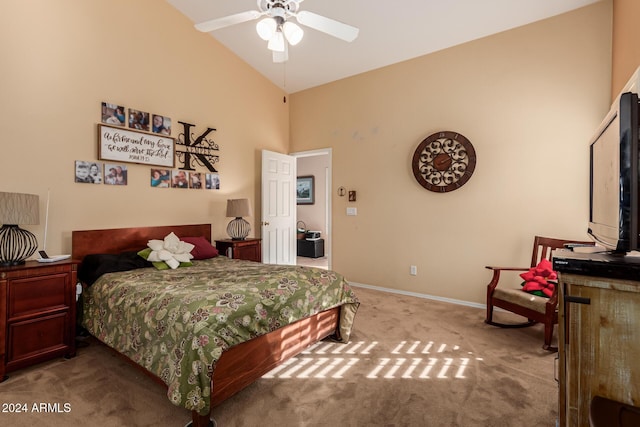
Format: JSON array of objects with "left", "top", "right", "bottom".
[{"left": 349, "top": 282, "right": 485, "bottom": 310}]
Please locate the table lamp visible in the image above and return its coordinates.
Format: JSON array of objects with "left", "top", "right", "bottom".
[
  {"left": 226, "top": 198, "right": 252, "bottom": 240},
  {"left": 0, "top": 192, "right": 39, "bottom": 266}
]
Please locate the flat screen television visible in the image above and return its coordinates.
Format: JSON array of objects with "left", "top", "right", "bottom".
[{"left": 588, "top": 91, "right": 640, "bottom": 253}]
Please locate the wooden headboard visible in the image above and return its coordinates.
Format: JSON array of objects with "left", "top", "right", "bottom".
[{"left": 71, "top": 224, "right": 212, "bottom": 261}]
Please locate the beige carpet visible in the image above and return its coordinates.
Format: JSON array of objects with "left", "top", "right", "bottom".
[{"left": 0, "top": 286, "right": 558, "bottom": 426}]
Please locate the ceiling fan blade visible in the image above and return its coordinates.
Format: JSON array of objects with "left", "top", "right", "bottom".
[
  {"left": 195, "top": 10, "right": 262, "bottom": 33},
  {"left": 295, "top": 11, "right": 359, "bottom": 42},
  {"left": 273, "top": 42, "right": 289, "bottom": 63}
]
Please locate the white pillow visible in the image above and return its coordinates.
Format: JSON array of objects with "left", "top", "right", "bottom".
[{"left": 146, "top": 232, "right": 195, "bottom": 269}]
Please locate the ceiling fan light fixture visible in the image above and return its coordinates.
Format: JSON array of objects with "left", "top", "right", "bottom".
[
  {"left": 282, "top": 21, "right": 303, "bottom": 46},
  {"left": 267, "top": 30, "right": 285, "bottom": 52},
  {"left": 256, "top": 17, "right": 277, "bottom": 41},
  {"left": 273, "top": 40, "right": 288, "bottom": 63}
]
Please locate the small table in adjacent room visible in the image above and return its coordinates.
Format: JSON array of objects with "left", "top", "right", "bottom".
[{"left": 297, "top": 239, "right": 324, "bottom": 258}]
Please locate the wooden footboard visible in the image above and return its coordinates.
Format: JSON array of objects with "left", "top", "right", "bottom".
[
  {"left": 211, "top": 306, "right": 339, "bottom": 406},
  {"left": 191, "top": 306, "right": 340, "bottom": 426}
]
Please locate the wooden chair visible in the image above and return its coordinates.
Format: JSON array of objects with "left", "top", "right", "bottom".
[{"left": 485, "top": 236, "right": 593, "bottom": 351}]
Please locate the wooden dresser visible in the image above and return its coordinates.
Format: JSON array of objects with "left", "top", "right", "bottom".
[
  {"left": 554, "top": 251, "right": 640, "bottom": 426},
  {"left": 0, "top": 259, "right": 78, "bottom": 381}
]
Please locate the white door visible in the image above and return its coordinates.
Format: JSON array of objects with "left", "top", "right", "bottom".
[{"left": 261, "top": 150, "right": 296, "bottom": 264}]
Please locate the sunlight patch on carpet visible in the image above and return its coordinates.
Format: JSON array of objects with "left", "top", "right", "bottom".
[{"left": 261, "top": 340, "right": 483, "bottom": 380}]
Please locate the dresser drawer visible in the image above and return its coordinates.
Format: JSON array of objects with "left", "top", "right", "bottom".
[
  {"left": 6, "top": 312, "right": 69, "bottom": 365},
  {"left": 8, "top": 273, "right": 70, "bottom": 319}
]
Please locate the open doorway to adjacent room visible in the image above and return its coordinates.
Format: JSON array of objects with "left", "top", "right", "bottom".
[{"left": 293, "top": 149, "right": 331, "bottom": 270}]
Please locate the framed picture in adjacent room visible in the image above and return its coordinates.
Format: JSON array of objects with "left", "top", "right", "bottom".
[{"left": 296, "top": 175, "right": 314, "bottom": 205}]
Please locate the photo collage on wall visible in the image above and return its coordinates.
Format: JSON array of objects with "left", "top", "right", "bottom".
[
  {"left": 101, "top": 102, "right": 171, "bottom": 136},
  {"left": 150, "top": 169, "right": 220, "bottom": 190},
  {"left": 75, "top": 102, "right": 219, "bottom": 189},
  {"left": 75, "top": 160, "right": 128, "bottom": 185}
]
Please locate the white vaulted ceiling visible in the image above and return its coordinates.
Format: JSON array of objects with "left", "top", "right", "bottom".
[{"left": 165, "top": 0, "right": 603, "bottom": 93}]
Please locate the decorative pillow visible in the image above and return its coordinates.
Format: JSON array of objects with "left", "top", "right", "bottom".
[
  {"left": 138, "top": 247, "right": 193, "bottom": 270},
  {"left": 180, "top": 236, "right": 219, "bottom": 260},
  {"left": 138, "top": 232, "right": 195, "bottom": 270},
  {"left": 520, "top": 258, "right": 558, "bottom": 298}
]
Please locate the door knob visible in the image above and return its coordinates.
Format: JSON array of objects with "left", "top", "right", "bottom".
[{"left": 261, "top": 221, "right": 270, "bottom": 226}]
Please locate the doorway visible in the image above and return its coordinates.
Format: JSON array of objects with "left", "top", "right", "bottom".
[{"left": 293, "top": 149, "right": 331, "bottom": 270}]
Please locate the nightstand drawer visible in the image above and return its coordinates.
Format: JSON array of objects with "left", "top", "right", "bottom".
[
  {"left": 8, "top": 273, "right": 70, "bottom": 319},
  {"left": 6, "top": 312, "right": 68, "bottom": 364}
]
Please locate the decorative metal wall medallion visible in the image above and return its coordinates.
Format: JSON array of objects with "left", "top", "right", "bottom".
[{"left": 412, "top": 131, "right": 476, "bottom": 193}]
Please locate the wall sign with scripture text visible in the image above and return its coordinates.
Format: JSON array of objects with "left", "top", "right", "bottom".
[{"left": 98, "top": 124, "right": 175, "bottom": 168}]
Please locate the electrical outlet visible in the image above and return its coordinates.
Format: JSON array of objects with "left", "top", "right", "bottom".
[{"left": 410, "top": 265, "right": 417, "bottom": 276}]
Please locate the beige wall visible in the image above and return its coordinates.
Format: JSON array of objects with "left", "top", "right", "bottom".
[
  {"left": 289, "top": 2, "right": 612, "bottom": 304},
  {"left": 612, "top": 0, "right": 640, "bottom": 97},
  {"left": 0, "top": 0, "right": 288, "bottom": 253}
]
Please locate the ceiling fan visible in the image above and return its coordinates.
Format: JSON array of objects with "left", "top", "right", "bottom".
[{"left": 195, "top": 0, "right": 359, "bottom": 63}]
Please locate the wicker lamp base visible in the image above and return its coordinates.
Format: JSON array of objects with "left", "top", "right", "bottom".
[{"left": 227, "top": 217, "right": 250, "bottom": 240}]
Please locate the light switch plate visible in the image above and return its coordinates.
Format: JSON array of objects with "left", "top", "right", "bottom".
[{"left": 346, "top": 207, "right": 357, "bottom": 216}]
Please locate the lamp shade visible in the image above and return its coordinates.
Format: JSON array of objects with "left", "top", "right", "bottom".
[
  {"left": 226, "top": 198, "right": 252, "bottom": 218},
  {"left": 226, "top": 199, "right": 252, "bottom": 240},
  {"left": 0, "top": 192, "right": 39, "bottom": 225}
]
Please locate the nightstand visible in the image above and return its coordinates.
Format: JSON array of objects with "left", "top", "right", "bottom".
[
  {"left": 0, "top": 259, "right": 78, "bottom": 381},
  {"left": 215, "top": 238, "right": 262, "bottom": 262}
]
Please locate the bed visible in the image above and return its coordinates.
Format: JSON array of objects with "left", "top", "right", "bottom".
[{"left": 72, "top": 224, "right": 359, "bottom": 427}]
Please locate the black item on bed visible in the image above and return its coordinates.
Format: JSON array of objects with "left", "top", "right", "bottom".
[{"left": 78, "top": 250, "right": 152, "bottom": 285}]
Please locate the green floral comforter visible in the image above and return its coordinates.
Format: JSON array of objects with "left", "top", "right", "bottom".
[{"left": 82, "top": 256, "right": 359, "bottom": 415}]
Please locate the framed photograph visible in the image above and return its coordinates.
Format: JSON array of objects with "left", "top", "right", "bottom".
[
  {"left": 172, "top": 170, "right": 188, "bottom": 189},
  {"left": 150, "top": 169, "right": 171, "bottom": 188},
  {"left": 101, "top": 102, "right": 125, "bottom": 126},
  {"left": 104, "top": 163, "right": 128, "bottom": 185},
  {"left": 206, "top": 173, "right": 220, "bottom": 190},
  {"left": 189, "top": 172, "right": 203, "bottom": 189},
  {"left": 152, "top": 114, "right": 172, "bottom": 136},
  {"left": 296, "top": 176, "right": 314, "bottom": 205},
  {"left": 128, "top": 108, "right": 149, "bottom": 131},
  {"left": 75, "top": 160, "right": 103, "bottom": 184}
]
